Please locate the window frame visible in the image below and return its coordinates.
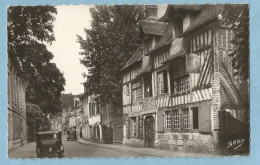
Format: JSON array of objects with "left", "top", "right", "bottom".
[
  {"left": 126, "top": 83, "right": 130, "bottom": 96},
  {"left": 172, "top": 109, "right": 180, "bottom": 130},
  {"left": 132, "top": 79, "right": 143, "bottom": 103},
  {"left": 183, "top": 108, "right": 190, "bottom": 130},
  {"left": 157, "top": 69, "right": 168, "bottom": 95},
  {"left": 170, "top": 57, "right": 189, "bottom": 94},
  {"left": 130, "top": 117, "right": 137, "bottom": 137},
  {"left": 144, "top": 74, "right": 152, "bottom": 98},
  {"left": 165, "top": 111, "right": 172, "bottom": 130}
]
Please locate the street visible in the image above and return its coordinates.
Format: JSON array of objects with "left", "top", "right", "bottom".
[{"left": 8, "top": 135, "right": 149, "bottom": 158}]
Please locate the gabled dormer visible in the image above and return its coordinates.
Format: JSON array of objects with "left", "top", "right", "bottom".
[{"left": 138, "top": 20, "right": 168, "bottom": 56}]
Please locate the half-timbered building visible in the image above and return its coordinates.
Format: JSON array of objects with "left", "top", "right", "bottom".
[{"left": 121, "top": 4, "right": 249, "bottom": 152}]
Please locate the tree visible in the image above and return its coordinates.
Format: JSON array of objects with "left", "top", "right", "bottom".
[
  {"left": 223, "top": 4, "right": 249, "bottom": 80},
  {"left": 26, "top": 103, "right": 51, "bottom": 140},
  {"left": 8, "top": 6, "right": 65, "bottom": 113},
  {"left": 60, "top": 93, "right": 74, "bottom": 109},
  {"left": 77, "top": 5, "right": 144, "bottom": 110}
]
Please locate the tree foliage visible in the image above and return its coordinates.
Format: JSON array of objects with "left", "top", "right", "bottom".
[
  {"left": 223, "top": 4, "right": 249, "bottom": 80},
  {"left": 8, "top": 6, "right": 65, "bottom": 113},
  {"left": 60, "top": 93, "right": 74, "bottom": 109},
  {"left": 26, "top": 102, "right": 51, "bottom": 132},
  {"left": 77, "top": 5, "right": 144, "bottom": 110}
]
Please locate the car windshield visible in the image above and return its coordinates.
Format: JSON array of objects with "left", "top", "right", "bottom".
[{"left": 39, "top": 134, "right": 58, "bottom": 141}]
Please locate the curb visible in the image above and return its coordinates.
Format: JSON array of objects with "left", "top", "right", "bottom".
[
  {"left": 77, "top": 139, "right": 158, "bottom": 157},
  {"left": 77, "top": 139, "right": 222, "bottom": 157}
]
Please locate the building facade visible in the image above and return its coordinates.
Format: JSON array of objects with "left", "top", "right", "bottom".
[
  {"left": 8, "top": 59, "right": 27, "bottom": 149},
  {"left": 75, "top": 104, "right": 83, "bottom": 137},
  {"left": 81, "top": 95, "right": 91, "bottom": 140},
  {"left": 80, "top": 94, "right": 123, "bottom": 143},
  {"left": 86, "top": 94, "right": 102, "bottom": 142},
  {"left": 121, "top": 5, "right": 248, "bottom": 152},
  {"left": 68, "top": 110, "right": 76, "bottom": 131},
  {"left": 61, "top": 109, "right": 68, "bottom": 134}
]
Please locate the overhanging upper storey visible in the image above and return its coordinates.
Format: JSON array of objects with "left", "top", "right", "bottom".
[{"left": 138, "top": 20, "right": 168, "bottom": 39}]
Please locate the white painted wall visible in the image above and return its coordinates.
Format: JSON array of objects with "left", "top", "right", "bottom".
[
  {"left": 69, "top": 116, "right": 76, "bottom": 127},
  {"left": 89, "top": 115, "right": 101, "bottom": 125}
]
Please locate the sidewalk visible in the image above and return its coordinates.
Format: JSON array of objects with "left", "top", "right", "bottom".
[
  {"left": 8, "top": 142, "right": 36, "bottom": 158},
  {"left": 78, "top": 139, "right": 221, "bottom": 157}
]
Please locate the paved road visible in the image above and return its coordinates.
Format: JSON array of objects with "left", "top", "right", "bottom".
[{"left": 9, "top": 135, "right": 148, "bottom": 158}]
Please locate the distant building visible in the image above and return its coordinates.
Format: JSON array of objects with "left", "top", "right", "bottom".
[
  {"left": 8, "top": 58, "right": 27, "bottom": 149},
  {"left": 61, "top": 109, "right": 68, "bottom": 133},
  {"left": 68, "top": 110, "right": 76, "bottom": 130},
  {"left": 80, "top": 94, "right": 123, "bottom": 143},
  {"left": 75, "top": 103, "right": 83, "bottom": 136}
]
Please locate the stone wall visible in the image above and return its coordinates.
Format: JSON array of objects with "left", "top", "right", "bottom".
[
  {"left": 211, "top": 72, "right": 221, "bottom": 130},
  {"left": 154, "top": 132, "right": 216, "bottom": 153},
  {"left": 123, "top": 132, "right": 217, "bottom": 153},
  {"left": 123, "top": 138, "right": 144, "bottom": 148}
]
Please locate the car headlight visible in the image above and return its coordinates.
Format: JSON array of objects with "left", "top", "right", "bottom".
[
  {"left": 49, "top": 147, "right": 53, "bottom": 152},
  {"left": 61, "top": 145, "right": 64, "bottom": 151}
]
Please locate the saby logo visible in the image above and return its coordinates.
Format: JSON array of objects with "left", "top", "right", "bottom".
[{"left": 227, "top": 138, "right": 245, "bottom": 150}]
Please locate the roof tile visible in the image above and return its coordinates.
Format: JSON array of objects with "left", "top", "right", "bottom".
[{"left": 184, "top": 4, "right": 225, "bottom": 34}]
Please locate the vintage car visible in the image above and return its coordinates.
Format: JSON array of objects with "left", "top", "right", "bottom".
[
  {"left": 36, "top": 131, "right": 64, "bottom": 158},
  {"left": 67, "top": 130, "right": 77, "bottom": 141}
]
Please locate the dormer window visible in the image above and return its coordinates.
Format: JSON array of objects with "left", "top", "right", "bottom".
[
  {"left": 175, "top": 16, "right": 183, "bottom": 38},
  {"left": 144, "top": 39, "right": 152, "bottom": 55}
]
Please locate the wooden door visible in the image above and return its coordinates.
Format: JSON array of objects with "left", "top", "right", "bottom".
[{"left": 144, "top": 116, "right": 155, "bottom": 148}]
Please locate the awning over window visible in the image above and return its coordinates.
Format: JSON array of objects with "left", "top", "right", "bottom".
[
  {"left": 136, "top": 65, "right": 152, "bottom": 77},
  {"left": 162, "top": 50, "right": 186, "bottom": 64}
]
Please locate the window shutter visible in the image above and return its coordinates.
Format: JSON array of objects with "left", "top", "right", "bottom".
[
  {"left": 124, "top": 116, "right": 129, "bottom": 137},
  {"left": 138, "top": 116, "right": 143, "bottom": 139},
  {"left": 157, "top": 110, "right": 164, "bottom": 133},
  {"left": 163, "top": 70, "right": 168, "bottom": 93},
  {"left": 198, "top": 102, "right": 211, "bottom": 132},
  {"left": 89, "top": 103, "right": 92, "bottom": 116}
]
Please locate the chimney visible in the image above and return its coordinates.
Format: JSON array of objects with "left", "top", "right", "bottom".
[{"left": 145, "top": 5, "right": 158, "bottom": 20}]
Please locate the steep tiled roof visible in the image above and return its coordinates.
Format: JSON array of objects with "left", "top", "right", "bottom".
[
  {"left": 139, "top": 20, "right": 168, "bottom": 37},
  {"left": 174, "top": 4, "right": 204, "bottom": 11},
  {"left": 148, "top": 24, "right": 173, "bottom": 54},
  {"left": 136, "top": 56, "right": 152, "bottom": 77},
  {"left": 183, "top": 4, "right": 225, "bottom": 35},
  {"left": 121, "top": 45, "right": 143, "bottom": 71},
  {"left": 136, "top": 65, "right": 152, "bottom": 77},
  {"left": 158, "top": 5, "right": 204, "bottom": 22}
]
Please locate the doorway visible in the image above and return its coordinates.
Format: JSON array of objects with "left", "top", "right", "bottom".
[{"left": 144, "top": 116, "right": 155, "bottom": 148}]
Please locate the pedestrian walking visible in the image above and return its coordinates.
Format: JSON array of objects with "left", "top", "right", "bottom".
[{"left": 80, "top": 129, "right": 82, "bottom": 139}]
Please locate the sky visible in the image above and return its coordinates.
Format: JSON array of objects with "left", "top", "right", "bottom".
[
  {"left": 47, "top": 5, "right": 93, "bottom": 95},
  {"left": 47, "top": 5, "right": 167, "bottom": 95}
]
